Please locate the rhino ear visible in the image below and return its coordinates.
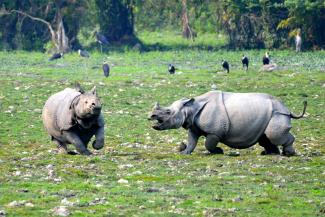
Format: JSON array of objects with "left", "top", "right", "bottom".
[
  {"left": 182, "top": 98, "right": 195, "bottom": 107},
  {"left": 75, "top": 82, "right": 85, "bottom": 94},
  {"left": 90, "top": 86, "right": 97, "bottom": 95}
]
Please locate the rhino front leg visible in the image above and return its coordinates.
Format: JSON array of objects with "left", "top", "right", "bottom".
[
  {"left": 180, "top": 129, "right": 200, "bottom": 155},
  {"left": 52, "top": 139, "right": 68, "bottom": 154},
  {"left": 64, "top": 132, "right": 92, "bottom": 155},
  {"left": 92, "top": 126, "right": 105, "bottom": 150},
  {"left": 205, "top": 134, "right": 224, "bottom": 154}
]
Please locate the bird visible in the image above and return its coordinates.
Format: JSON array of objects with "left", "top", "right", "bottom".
[
  {"left": 295, "top": 32, "right": 302, "bottom": 52},
  {"left": 222, "top": 60, "right": 229, "bottom": 73},
  {"left": 78, "top": 49, "right": 90, "bottom": 58},
  {"left": 168, "top": 64, "right": 176, "bottom": 74},
  {"left": 102, "top": 62, "right": 110, "bottom": 77},
  {"left": 242, "top": 55, "right": 249, "bottom": 71},
  {"left": 95, "top": 31, "right": 109, "bottom": 53},
  {"left": 262, "top": 52, "right": 270, "bottom": 65},
  {"left": 49, "top": 53, "right": 63, "bottom": 61}
]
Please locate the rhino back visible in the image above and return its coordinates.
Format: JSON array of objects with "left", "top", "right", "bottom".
[
  {"left": 42, "top": 88, "right": 80, "bottom": 139},
  {"left": 222, "top": 92, "right": 273, "bottom": 148}
]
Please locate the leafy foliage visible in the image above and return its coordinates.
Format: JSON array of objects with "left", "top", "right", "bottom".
[
  {"left": 95, "top": 0, "right": 137, "bottom": 44},
  {"left": 278, "top": 0, "right": 325, "bottom": 49}
]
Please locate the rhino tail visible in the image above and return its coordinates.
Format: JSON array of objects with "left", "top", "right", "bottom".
[{"left": 290, "top": 101, "right": 307, "bottom": 119}]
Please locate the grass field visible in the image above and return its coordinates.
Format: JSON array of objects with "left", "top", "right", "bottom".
[{"left": 0, "top": 32, "right": 325, "bottom": 216}]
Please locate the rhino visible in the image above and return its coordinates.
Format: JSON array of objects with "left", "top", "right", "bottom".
[
  {"left": 148, "top": 91, "right": 307, "bottom": 156},
  {"left": 42, "top": 83, "right": 105, "bottom": 155}
]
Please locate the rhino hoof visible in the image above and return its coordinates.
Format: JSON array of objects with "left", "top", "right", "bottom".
[
  {"left": 260, "top": 151, "right": 280, "bottom": 155},
  {"left": 178, "top": 142, "right": 187, "bottom": 152},
  {"left": 180, "top": 149, "right": 191, "bottom": 155},
  {"left": 282, "top": 151, "right": 296, "bottom": 157},
  {"left": 67, "top": 151, "right": 78, "bottom": 155},
  {"left": 81, "top": 150, "right": 93, "bottom": 156},
  {"left": 92, "top": 140, "right": 104, "bottom": 150}
]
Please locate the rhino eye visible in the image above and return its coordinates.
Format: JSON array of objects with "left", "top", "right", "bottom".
[
  {"left": 85, "top": 101, "right": 88, "bottom": 104},
  {"left": 166, "top": 109, "right": 171, "bottom": 115}
]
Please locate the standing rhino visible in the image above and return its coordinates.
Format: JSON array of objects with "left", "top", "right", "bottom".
[
  {"left": 148, "top": 91, "right": 307, "bottom": 156},
  {"left": 42, "top": 83, "right": 105, "bottom": 155}
]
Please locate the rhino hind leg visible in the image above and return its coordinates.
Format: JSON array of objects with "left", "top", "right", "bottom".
[
  {"left": 280, "top": 133, "right": 296, "bottom": 156},
  {"left": 258, "top": 134, "right": 280, "bottom": 155},
  {"left": 205, "top": 135, "right": 224, "bottom": 154},
  {"left": 264, "top": 115, "right": 296, "bottom": 156}
]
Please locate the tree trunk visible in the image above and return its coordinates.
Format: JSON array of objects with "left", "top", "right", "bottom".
[
  {"left": 96, "top": 0, "right": 138, "bottom": 45},
  {"left": 55, "top": 7, "right": 69, "bottom": 52},
  {"left": 181, "top": 0, "right": 193, "bottom": 41}
]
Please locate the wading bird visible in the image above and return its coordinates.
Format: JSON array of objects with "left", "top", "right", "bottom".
[
  {"left": 168, "top": 64, "right": 176, "bottom": 74},
  {"left": 295, "top": 32, "right": 302, "bottom": 52},
  {"left": 242, "top": 55, "right": 249, "bottom": 71},
  {"left": 95, "top": 32, "right": 109, "bottom": 53},
  {"left": 78, "top": 49, "right": 90, "bottom": 58},
  {"left": 262, "top": 52, "right": 270, "bottom": 65},
  {"left": 103, "top": 62, "right": 110, "bottom": 77},
  {"left": 49, "top": 53, "right": 63, "bottom": 61},
  {"left": 222, "top": 60, "right": 229, "bottom": 73}
]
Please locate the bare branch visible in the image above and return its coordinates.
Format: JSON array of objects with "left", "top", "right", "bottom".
[
  {"left": 6, "top": 9, "right": 59, "bottom": 50},
  {"left": 11, "top": 9, "right": 52, "bottom": 30}
]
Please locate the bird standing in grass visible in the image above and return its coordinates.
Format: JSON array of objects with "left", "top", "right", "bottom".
[
  {"left": 78, "top": 49, "right": 90, "bottom": 58},
  {"left": 242, "top": 55, "right": 249, "bottom": 71},
  {"left": 222, "top": 60, "right": 229, "bottom": 73},
  {"left": 49, "top": 53, "right": 63, "bottom": 61},
  {"left": 95, "top": 32, "right": 109, "bottom": 53},
  {"left": 103, "top": 62, "right": 110, "bottom": 77},
  {"left": 295, "top": 31, "right": 302, "bottom": 52},
  {"left": 168, "top": 64, "right": 176, "bottom": 74},
  {"left": 262, "top": 52, "right": 270, "bottom": 65}
]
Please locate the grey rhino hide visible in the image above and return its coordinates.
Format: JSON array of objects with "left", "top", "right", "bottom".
[
  {"left": 42, "top": 85, "right": 105, "bottom": 155},
  {"left": 149, "top": 91, "right": 306, "bottom": 156}
]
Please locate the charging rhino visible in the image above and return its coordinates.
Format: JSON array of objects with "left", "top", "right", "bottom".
[
  {"left": 148, "top": 91, "right": 306, "bottom": 156},
  {"left": 42, "top": 83, "right": 105, "bottom": 155}
]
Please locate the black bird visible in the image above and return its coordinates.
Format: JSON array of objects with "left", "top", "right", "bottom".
[
  {"left": 168, "top": 64, "right": 176, "bottom": 74},
  {"left": 95, "top": 32, "right": 109, "bottom": 53},
  {"left": 78, "top": 49, "right": 90, "bottom": 58},
  {"left": 242, "top": 55, "right": 249, "bottom": 71},
  {"left": 49, "top": 53, "right": 63, "bottom": 61},
  {"left": 103, "top": 62, "right": 110, "bottom": 77},
  {"left": 222, "top": 60, "right": 229, "bottom": 73},
  {"left": 262, "top": 52, "right": 270, "bottom": 65}
]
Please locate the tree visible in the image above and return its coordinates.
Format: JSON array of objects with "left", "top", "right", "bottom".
[
  {"left": 0, "top": 0, "right": 87, "bottom": 52},
  {"left": 277, "top": 0, "right": 325, "bottom": 49},
  {"left": 95, "top": 0, "right": 137, "bottom": 44}
]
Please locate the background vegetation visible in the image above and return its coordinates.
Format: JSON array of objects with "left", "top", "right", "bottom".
[{"left": 0, "top": 0, "right": 324, "bottom": 51}]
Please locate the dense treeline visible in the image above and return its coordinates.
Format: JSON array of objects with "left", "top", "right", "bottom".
[{"left": 0, "top": 0, "right": 324, "bottom": 51}]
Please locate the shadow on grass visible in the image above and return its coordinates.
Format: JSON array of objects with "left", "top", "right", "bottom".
[{"left": 86, "top": 41, "right": 227, "bottom": 53}]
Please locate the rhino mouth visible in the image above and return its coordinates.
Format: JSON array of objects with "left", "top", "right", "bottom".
[
  {"left": 150, "top": 117, "right": 165, "bottom": 130},
  {"left": 91, "top": 107, "right": 101, "bottom": 115}
]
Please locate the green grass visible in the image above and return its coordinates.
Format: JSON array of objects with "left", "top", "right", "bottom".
[{"left": 0, "top": 32, "right": 325, "bottom": 216}]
